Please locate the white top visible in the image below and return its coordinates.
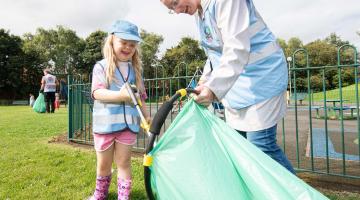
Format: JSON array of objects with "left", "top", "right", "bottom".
[
  {"left": 118, "top": 62, "right": 129, "bottom": 79},
  {"left": 224, "top": 92, "right": 286, "bottom": 132},
  {"left": 42, "top": 74, "right": 57, "bottom": 92},
  {"left": 199, "top": 0, "right": 251, "bottom": 100}
]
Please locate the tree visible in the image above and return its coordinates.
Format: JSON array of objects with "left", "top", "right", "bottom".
[
  {"left": 161, "top": 37, "right": 206, "bottom": 77},
  {"left": 285, "top": 37, "right": 303, "bottom": 59},
  {"left": 306, "top": 40, "right": 337, "bottom": 67},
  {"left": 304, "top": 40, "right": 337, "bottom": 90},
  {"left": 277, "top": 38, "right": 287, "bottom": 51},
  {"left": 55, "top": 26, "right": 86, "bottom": 73},
  {"left": 0, "top": 29, "right": 25, "bottom": 99},
  {"left": 309, "top": 75, "right": 329, "bottom": 92},
  {"left": 22, "top": 26, "right": 85, "bottom": 74},
  {"left": 332, "top": 68, "right": 356, "bottom": 87},
  {"left": 21, "top": 47, "right": 44, "bottom": 96},
  {"left": 325, "top": 33, "right": 349, "bottom": 47},
  {"left": 160, "top": 37, "right": 206, "bottom": 90},
  {"left": 293, "top": 77, "right": 307, "bottom": 92},
  {"left": 81, "top": 30, "right": 107, "bottom": 74},
  {"left": 140, "top": 30, "right": 163, "bottom": 79}
]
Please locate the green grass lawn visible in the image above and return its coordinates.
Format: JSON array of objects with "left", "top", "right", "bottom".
[
  {"left": 0, "top": 106, "right": 359, "bottom": 199},
  {"left": 0, "top": 106, "right": 146, "bottom": 200},
  {"left": 308, "top": 83, "right": 360, "bottom": 104}
]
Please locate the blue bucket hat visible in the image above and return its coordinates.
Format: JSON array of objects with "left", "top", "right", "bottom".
[{"left": 109, "top": 20, "right": 142, "bottom": 42}]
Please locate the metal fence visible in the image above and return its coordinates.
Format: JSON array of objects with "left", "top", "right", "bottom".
[
  {"left": 280, "top": 44, "right": 359, "bottom": 179},
  {"left": 68, "top": 46, "right": 359, "bottom": 179}
]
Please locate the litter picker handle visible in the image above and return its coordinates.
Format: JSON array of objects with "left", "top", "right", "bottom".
[{"left": 124, "top": 82, "right": 150, "bottom": 135}]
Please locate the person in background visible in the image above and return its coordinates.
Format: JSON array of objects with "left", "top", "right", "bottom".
[
  {"left": 40, "top": 68, "right": 58, "bottom": 113},
  {"left": 89, "top": 20, "right": 150, "bottom": 200},
  {"left": 54, "top": 93, "right": 60, "bottom": 109},
  {"left": 29, "top": 93, "right": 35, "bottom": 107},
  {"left": 159, "top": 0, "right": 295, "bottom": 173}
]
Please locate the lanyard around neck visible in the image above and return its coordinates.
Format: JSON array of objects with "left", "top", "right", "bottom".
[{"left": 117, "top": 63, "right": 131, "bottom": 83}]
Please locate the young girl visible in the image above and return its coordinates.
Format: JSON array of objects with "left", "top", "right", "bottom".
[{"left": 89, "top": 20, "right": 150, "bottom": 200}]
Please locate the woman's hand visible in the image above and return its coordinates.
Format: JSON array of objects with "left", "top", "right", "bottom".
[{"left": 193, "top": 85, "right": 215, "bottom": 107}]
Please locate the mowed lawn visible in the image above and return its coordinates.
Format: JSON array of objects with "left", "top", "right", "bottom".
[
  {"left": 306, "top": 83, "right": 359, "bottom": 104},
  {"left": 0, "top": 106, "right": 146, "bottom": 200},
  {"left": 1, "top": 106, "right": 359, "bottom": 199}
]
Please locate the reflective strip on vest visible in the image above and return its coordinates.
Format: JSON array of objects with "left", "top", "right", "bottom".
[
  {"left": 93, "top": 113, "right": 139, "bottom": 126},
  {"left": 248, "top": 41, "right": 280, "bottom": 64},
  {"left": 247, "top": 18, "right": 265, "bottom": 38},
  {"left": 93, "top": 102, "right": 122, "bottom": 109}
]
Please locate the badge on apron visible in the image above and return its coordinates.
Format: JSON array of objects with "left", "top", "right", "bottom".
[{"left": 204, "top": 26, "right": 213, "bottom": 43}]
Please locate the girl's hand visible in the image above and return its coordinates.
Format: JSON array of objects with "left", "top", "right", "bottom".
[
  {"left": 119, "top": 85, "right": 132, "bottom": 103},
  {"left": 145, "top": 116, "right": 152, "bottom": 126}
]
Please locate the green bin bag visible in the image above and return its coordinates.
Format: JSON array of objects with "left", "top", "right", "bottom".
[
  {"left": 148, "top": 99, "right": 328, "bottom": 200},
  {"left": 33, "top": 93, "right": 46, "bottom": 113}
]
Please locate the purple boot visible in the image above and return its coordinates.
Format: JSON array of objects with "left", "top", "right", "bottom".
[
  {"left": 89, "top": 175, "right": 112, "bottom": 200},
  {"left": 118, "top": 178, "right": 132, "bottom": 200}
]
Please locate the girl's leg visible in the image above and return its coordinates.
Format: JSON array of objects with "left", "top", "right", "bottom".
[
  {"left": 96, "top": 143, "right": 115, "bottom": 176},
  {"left": 114, "top": 142, "right": 132, "bottom": 200},
  {"left": 89, "top": 144, "right": 114, "bottom": 200}
]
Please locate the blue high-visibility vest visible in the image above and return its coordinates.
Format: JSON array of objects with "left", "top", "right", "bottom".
[
  {"left": 92, "top": 59, "right": 140, "bottom": 134},
  {"left": 197, "top": 0, "right": 288, "bottom": 109}
]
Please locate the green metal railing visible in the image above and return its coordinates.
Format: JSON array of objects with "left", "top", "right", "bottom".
[
  {"left": 283, "top": 45, "right": 359, "bottom": 179},
  {"left": 68, "top": 75, "right": 93, "bottom": 144}
]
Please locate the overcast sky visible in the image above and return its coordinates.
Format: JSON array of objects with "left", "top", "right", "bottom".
[{"left": 1, "top": 0, "right": 360, "bottom": 55}]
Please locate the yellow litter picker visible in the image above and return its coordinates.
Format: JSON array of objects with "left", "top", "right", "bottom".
[{"left": 123, "top": 82, "right": 151, "bottom": 136}]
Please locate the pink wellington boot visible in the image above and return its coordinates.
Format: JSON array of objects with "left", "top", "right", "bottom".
[
  {"left": 118, "top": 178, "right": 132, "bottom": 200},
  {"left": 88, "top": 175, "right": 112, "bottom": 200}
]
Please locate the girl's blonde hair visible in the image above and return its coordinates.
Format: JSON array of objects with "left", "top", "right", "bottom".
[{"left": 102, "top": 34, "right": 144, "bottom": 92}]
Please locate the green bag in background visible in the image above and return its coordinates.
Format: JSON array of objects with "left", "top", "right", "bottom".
[
  {"left": 33, "top": 93, "right": 46, "bottom": 113},
  {"left": 148, "top": 99, "right": 328, "bottom": 200}
]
